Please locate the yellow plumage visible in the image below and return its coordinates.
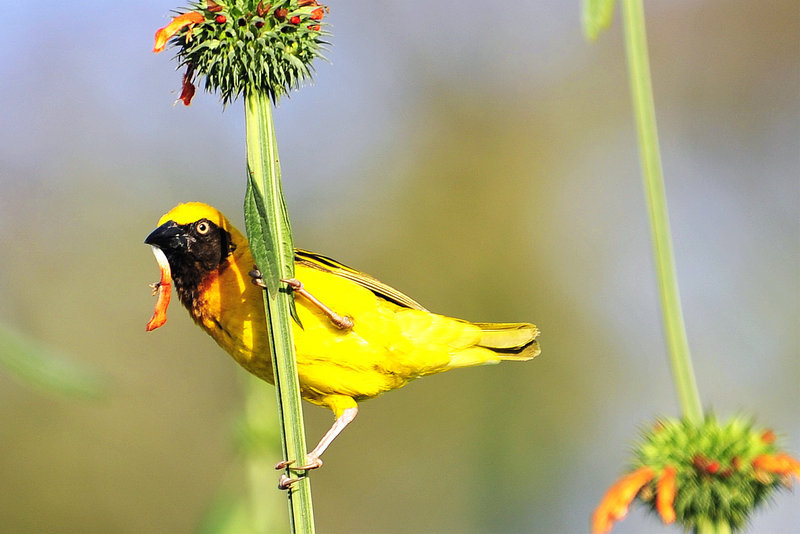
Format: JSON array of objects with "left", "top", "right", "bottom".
[{"left": 146, "top": 202, "right": 540, "bottom": 467}]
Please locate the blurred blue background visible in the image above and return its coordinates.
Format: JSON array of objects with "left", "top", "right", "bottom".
[{"left": 0, "top": 1, "right": 797, "bottom": 532}]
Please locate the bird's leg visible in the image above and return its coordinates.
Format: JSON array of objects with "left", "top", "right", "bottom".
[
  {"left": 249, "top": 269, "right": 354, "bottom": 330},
  {"left": 281, "top": 278, "right": 354, "bottom": 330},
  {"left": 275, "top": 406, "right": 359, "bottom": 474}
]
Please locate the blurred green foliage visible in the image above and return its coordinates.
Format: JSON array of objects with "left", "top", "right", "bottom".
[
  {"left": 0, "top": 321, "right": 105, "bottom": 399},
  {"left": 199, "top": 377, "right": 287, "bottom": 533},
  {"left": 582, "top": 0, "right": 617, "bottom": 40}
]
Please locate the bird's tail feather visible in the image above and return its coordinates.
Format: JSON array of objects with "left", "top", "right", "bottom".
[
  {"left": 447, "top": 322, "right": 540, "bottom": 368},
  {"left": 475, "top": 322, "right": 540, "bottom": 358}
]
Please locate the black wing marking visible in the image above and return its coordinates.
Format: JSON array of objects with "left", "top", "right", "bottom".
[{"left": 294, "top": 249, "right": 428, "bottom": 312}]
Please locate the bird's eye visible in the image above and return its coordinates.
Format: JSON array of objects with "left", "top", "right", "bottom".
[{"left": 196, "top": 221, "right": 211, "bottom": 235}]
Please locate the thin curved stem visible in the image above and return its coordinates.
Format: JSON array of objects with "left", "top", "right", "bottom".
[{"left": 621, "top": 0, "right": 703, "bottom": 424}]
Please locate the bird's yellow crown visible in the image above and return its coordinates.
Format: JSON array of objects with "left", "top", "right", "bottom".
[{"left": 158, "top": 202, "right": 232, "bottom": 230}]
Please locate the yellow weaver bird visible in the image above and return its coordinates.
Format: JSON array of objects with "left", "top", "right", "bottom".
[{"left": 145, "top": 202, "right": 540, "bottom": 478}]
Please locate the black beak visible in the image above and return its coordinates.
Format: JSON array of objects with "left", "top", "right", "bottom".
[{"left": 144, "top": 220, "right": 186, "bottom": 250}]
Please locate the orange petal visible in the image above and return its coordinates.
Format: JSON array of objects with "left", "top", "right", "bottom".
[
  {"left": 146, "top": 246, "right": 172, "bottom": 331},
  {"left": 154, "top": 12, "right": 205, "bottom": 53},
  {"left": 786, "top": 454, "right": 800, "bottom": 478},
  {"left": 656, "top": 466, "right": 677, "bottom": 524},
  {"left": 178, "top": 73, "right": 196, "bottom": 106},
  {"left": 753, "top": 453, "right": 800, "bottom": 480},
  {"left": 592, "top": 467, "right": 655, "bottom": 534}
]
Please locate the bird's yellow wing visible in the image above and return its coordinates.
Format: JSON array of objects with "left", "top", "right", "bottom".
[{"left": 294, "top": 249, "right": 428, "bottom": 312}]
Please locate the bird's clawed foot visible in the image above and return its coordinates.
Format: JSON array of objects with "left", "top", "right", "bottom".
[
  {"left": 274, "top": 458, "right": 294, "bottom": 470},
  {"left": 274, "top": 406, "right": 358, "bottom": 490},
  {"left": 275, "top": 454, "right": 324, "bottom": 490},
  {"left": 249, "top": 267, "right": 268, "bottom": 289},
  {"left": 275, "top": 454, "right": 324, "bottom": 472},
  {"left": 278, "top": 474, "right": 301, "bottom": 490}
]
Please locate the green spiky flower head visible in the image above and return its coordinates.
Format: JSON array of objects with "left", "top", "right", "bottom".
[
  {"left": 154, "top": 0, "right": 328, "bottom": 104},
  {"left": 593, "top": 415, "right": 800, "bottom": 533}
]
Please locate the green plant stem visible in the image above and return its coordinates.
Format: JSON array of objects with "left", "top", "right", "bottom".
[
  {"left": 621, "top": 0, "right": 703, "bottom": 424},
  {"left": 243, "top": 90, "right": 315, "bottom": 533},
  {"left": 695, "top": 517, "right": 732, "bottom": 534}
]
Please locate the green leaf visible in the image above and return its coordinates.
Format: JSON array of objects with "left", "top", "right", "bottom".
[
  {"left": 244, "top": 169, "right": 279, "bottom": 299},
  {"left": 244, "top": 164, "right": 301, "bottom": 326},
  {"left": 582, "top": 0, "right": 617, "bottom": 40},
  {"left": 0, "top": 321, "right": 106, "bottom": 399}
]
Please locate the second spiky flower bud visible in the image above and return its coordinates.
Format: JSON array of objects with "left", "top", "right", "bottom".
[{"left": 593, "top": 415, "right": 800, "bottom": 533}]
